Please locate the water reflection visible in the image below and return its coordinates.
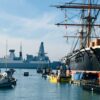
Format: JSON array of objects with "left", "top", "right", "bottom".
[{"left": 0, "top": 69, "right": 99, "bottom": 100}]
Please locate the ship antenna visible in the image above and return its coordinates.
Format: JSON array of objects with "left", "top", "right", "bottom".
[
  {"left": 20, "top": 42, "right": 22, "bottom": 52},
  {"left": 5, "top": 40, "right": 8, "bottom": 71}
]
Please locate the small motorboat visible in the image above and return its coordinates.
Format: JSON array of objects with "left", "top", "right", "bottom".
[
  {"left": 49, "top": 75, "right": 71, "bottom": 84},
  {"left": 36, "top": 68, "right": 43, "bottom": 74},
  {"left": 48, "top": 67, "right": 72, "bottom": 84},
  {"left": 0, "top": 69, "right": 17, "bottom": 88}
]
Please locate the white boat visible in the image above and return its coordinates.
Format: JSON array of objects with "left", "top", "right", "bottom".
[{"left": 0, "top": 69, "right": 16, "bottom": 88}]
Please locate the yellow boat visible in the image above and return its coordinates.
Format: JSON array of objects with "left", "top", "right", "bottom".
[
  {"left": 49, "top": 75, "right": 71, "bottom": 83},
  {"left": 49, "top": 75, "right": 58, "bottom": 83}
]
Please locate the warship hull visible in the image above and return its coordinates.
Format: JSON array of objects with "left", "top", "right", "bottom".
[{"left": 0, "top": 62, "right": 50, "bottom": 69}]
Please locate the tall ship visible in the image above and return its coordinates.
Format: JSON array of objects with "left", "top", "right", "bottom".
[
  {"left": 0, "top": 42, "right": 51, "bottom": 69},
  {"left": 54, "top": 0, "right": 100, "bottom": 72}
]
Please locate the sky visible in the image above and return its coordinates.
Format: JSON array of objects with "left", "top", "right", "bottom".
[
  {"left": 0, "top": 0, "right": 70, "bottom": 61},
  {"left": 0, "top": 0, "right": 99, "bottom": 61}
]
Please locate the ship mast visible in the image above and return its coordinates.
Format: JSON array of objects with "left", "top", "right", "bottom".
[
  {"left": 5, "top": 40, "right": 8, "bottom": 71},
  {"left": 53, "top": 0, "right": 100, "bottom": 48},
  {"left": 87, "top": 0, "right": 91, "bottom": 47}
]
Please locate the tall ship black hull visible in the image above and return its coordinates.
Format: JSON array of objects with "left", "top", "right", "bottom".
[{"left": 66, "top": 46, "right": 100, "bottom": 71}]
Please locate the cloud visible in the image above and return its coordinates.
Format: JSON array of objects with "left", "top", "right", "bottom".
[
  {"left": 0, "top": 11, "right": 67, "bottom": 60},
  {"left": 0, "top": 8, "right": 76, "bottom": 61},
  {"left": 0, "top": 11, "right": 61, "bottom": 38},
  {"left": 0, "top": 34, "right": 71, "bottom": 61}
]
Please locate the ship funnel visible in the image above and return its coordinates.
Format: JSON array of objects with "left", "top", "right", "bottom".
[
  {"left": 9, "top": 49, "right": 15, "bottom": 59},
  {"left": 19, "top": 42, "right": 23, "bottom": 59},
  {"left": 38, "top": 42, "right": 45, "bottom": 57}
]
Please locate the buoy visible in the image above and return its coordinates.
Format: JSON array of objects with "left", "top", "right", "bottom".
[{"left": 24, "top": 72, "right": 29, "bottom": 76}]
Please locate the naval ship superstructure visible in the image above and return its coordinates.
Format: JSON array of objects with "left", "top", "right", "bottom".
[{"left": 0, "top": 42, "right": 50, "bottom": 69}]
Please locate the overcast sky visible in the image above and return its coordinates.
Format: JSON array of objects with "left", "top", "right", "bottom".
[{"left": 0, "top": 0, "right": 99, "bottom": 61}]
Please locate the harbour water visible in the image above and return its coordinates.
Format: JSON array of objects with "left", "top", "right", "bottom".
[{"left": 0, "top": 69, "right": 100, "bottom": 100}]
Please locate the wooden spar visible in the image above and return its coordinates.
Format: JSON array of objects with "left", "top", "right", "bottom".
[
  {"left": 53, "top": 1, "right": 100, "bottom": 48},
  {"left": 53, "top": 4, "right": 100, "bottom": 9},
  {"left": 63, "top": 36, "right": 100, "bottom": 38},
  {"left": 56, "top": 23, "right": 100, "bottom": 27}
]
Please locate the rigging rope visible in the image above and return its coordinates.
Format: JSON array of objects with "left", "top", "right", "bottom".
[
  {"left": 72, "top": 36, "right": 79, "bottom": 52},
  {"left": 69, "top": 0, "right": 78, "bottom": 3}
]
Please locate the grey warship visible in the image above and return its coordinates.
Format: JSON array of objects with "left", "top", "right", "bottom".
[{"left": 0, "top": 42, "right": 50, "bottom": 69}]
